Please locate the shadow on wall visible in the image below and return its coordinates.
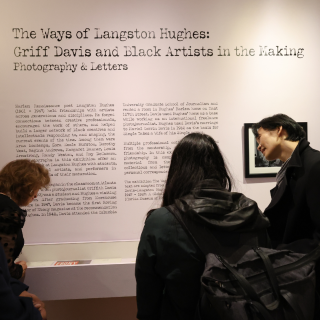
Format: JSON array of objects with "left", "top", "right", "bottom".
[
  {"left": 45, "top": 296, "right": 137, "bottom": 320},
  {"left": 243, "top": 177, "right": 276, "bottom": 184}
]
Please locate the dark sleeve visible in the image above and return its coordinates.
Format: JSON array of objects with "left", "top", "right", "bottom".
[
  {"left": 0, "top": 208, "right": 23, "bottom": 279},
  {"left": 135, "top": 212, "right": 165, "bottom": 320},
  {"left": 8, "top": 261, "right": 23, "bottom": 280},
  {"left": 0, "top": 246, "right": 42, "bottom": 320},
  {"left": 10, "top": 276, "right": 29, "bottom": 296},
  {"left": 135, "top": 208, "right": 205, "bottom": 320},
  {"left": 305, "top": 162, "right": 320, "bottom": 239}
]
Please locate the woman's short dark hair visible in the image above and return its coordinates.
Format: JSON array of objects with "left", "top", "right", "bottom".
[
  {"left": 161, "top": 132, "right": 233, "bottom": 207},
  {"left": 252, "top": 114, "right": 306, "bottom": 141},
  {"left": 0, "top": 159, "right": 50, "bottom": 206}
]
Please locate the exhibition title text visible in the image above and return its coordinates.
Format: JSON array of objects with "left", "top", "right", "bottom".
[{"left": 12, "top": 28, "right": 305, "bottom": 73}]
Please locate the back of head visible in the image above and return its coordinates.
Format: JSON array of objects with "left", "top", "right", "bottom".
[
  {"left": 252, "top": 114, "right": 306, "bottom": 141},
  {"left": 162, "top": 133, "right": 233, "bottom": 206},
  {"left": 0, "top": 159, "right": 50, "bottom": 206}
]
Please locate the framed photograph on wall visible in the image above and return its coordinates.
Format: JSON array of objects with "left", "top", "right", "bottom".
[{"left": 244, "top": 122, "right": 308, "bottom": 178}]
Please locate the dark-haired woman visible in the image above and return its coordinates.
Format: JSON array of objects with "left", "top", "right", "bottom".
[
  {"left": 0, "top": 159, "right": 50, "bottom": 279},
  {"left": 135, "top": 133, "right": 270, "bottom": 320}
]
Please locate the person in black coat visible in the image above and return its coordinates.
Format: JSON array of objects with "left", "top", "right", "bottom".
[
  {"left": 252, "top": 114, "right": 320, "bottom": 250},
  {"left": 252, "top": 114, "right": 320, "bottom": 319},
  {"left": 135, "top": 133, "right": 270, "bottom": 320},
  {"left": 0, "top": 244, "right": 46, "bottom": 319}
]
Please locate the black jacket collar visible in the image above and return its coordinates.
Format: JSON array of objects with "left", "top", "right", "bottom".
[
  {"left": 285, "top": 138, "right": 309, "bottom": 171},
  {"left": 266, "top": 138, "right": 309, "bottom": 212}
]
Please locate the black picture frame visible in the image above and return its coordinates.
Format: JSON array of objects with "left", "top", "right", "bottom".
[{"left": 244, "top": 122, "right": 308, "bottom": 178}]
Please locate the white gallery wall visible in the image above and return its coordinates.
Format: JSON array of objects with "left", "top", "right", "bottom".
[{"left": 1, "top": 0, "right": 320, "bottom": 244}]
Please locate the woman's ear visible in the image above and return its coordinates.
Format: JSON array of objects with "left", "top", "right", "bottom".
[
  {"left": 277, "top": 126, "right": 288, "bottom": 140},
  {"left": 277, "top": 126, "right": 282, "bottom": 135}
]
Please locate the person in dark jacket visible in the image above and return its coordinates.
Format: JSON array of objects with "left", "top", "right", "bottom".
[
  {"left": 0, "top": 159, "right": 50, "bottom": 279},
  {"left": 0, "top": 244, "right": 46, "bottom": 319},
  {"left": 135, "top": 133, "right": 270, "bottom": 320},
  {"left": 252, "top": 114, "right": 320, "bottom": 250},
  {"left": 252, "top": 114, "right": 320, "bottom": 319}
]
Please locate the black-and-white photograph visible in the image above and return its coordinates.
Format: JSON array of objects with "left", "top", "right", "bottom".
[{"left": 244, "top": 122, "right": 308, "bottom": 178}]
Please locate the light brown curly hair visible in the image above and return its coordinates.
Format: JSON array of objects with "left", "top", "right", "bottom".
[{"left": 0, "top": 159, "right": 50, "bottom": 206}]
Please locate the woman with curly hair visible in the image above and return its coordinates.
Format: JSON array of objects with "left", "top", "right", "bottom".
[{"left": 0, "top": 159, "right": 50, "bottom": 279}]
